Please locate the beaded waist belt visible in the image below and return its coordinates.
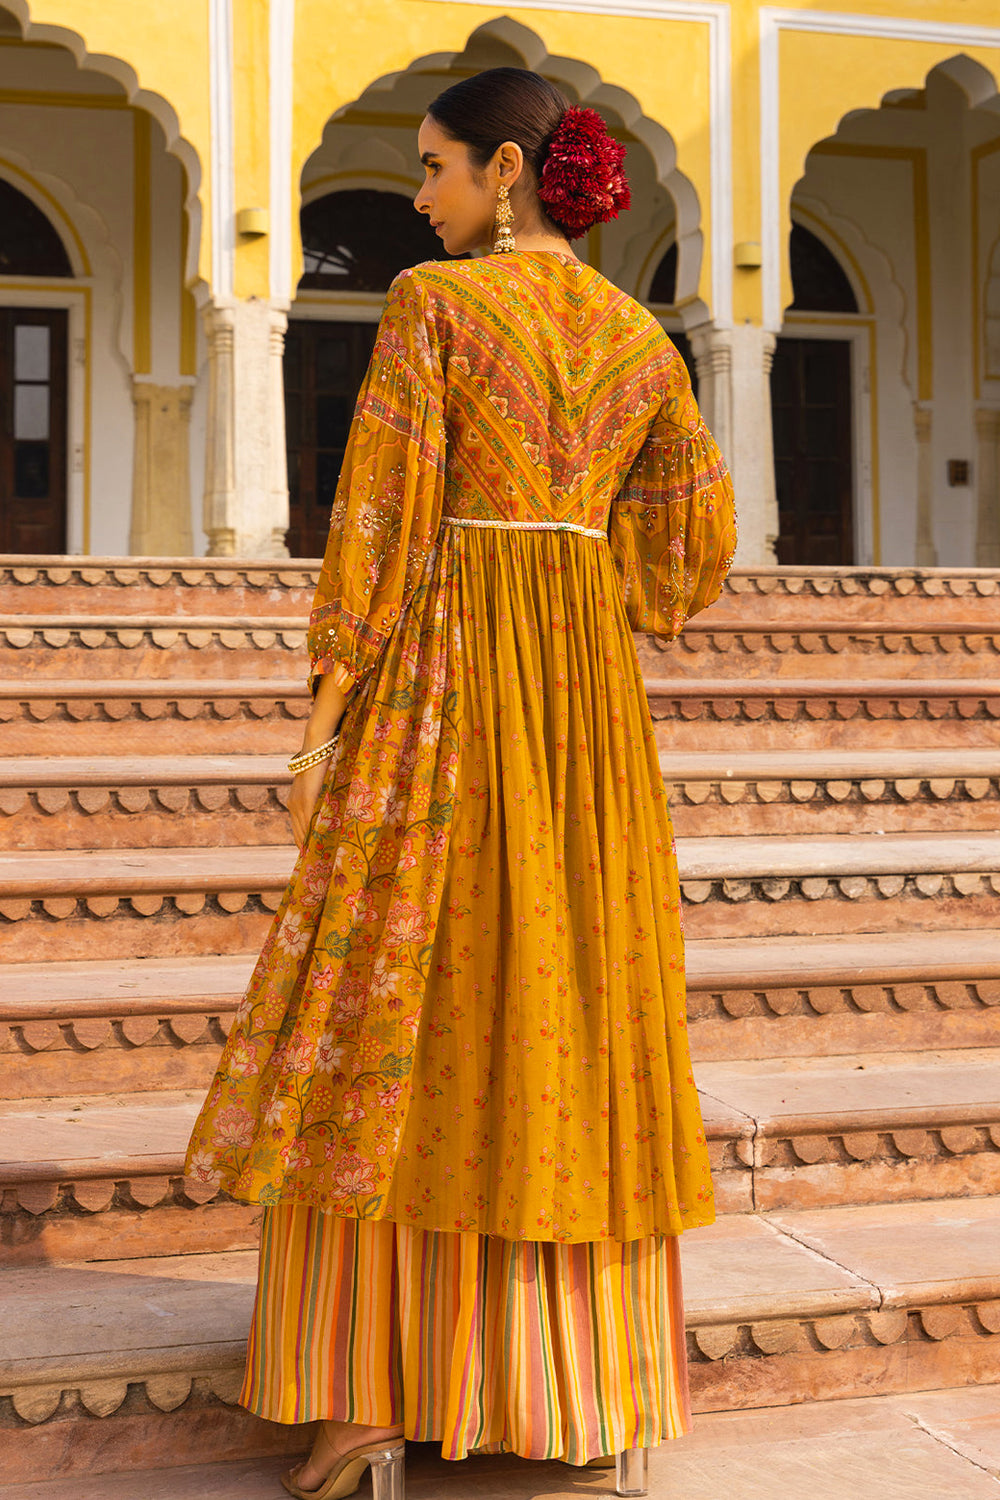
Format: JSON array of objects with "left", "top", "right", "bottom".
[{"left": 442, "top": 516, "right": 608, "bottom": 541}]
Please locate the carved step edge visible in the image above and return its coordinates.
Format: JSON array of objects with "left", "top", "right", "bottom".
[
  {"left": 3, "top": 679, "right": 1000, "bottom": 730},
  {"left": 3, "top": 558, "right": 999, "bottom": 594},
  {"left": 2, "top": 1258, "right": 998, "bottom": 1462},
  {"left": 3, "top": 759, "right": 998, "bottom": 828},
  {"left": 3, "top": 1099, "right": 1000, "bottom": 1264},
  {"left": 647, "top": 680, "right": 1000, "bottom": 726},
  {"left": 0, "top": 619, "right": 306, "bottom": 655},
  {"left": 1, "top": 872, "right": 998, "bottom": 929},
  {"left": 663, "top": 771, "right": 1000, "bottom": 815},
  {"left": 2, "top": 938, "right": 999, "bottom": 1069},
  {"left": 704, "top": 1102, "right": 1000, "bottom": 1214},
  {"left": 0, "top": 557, "right": 321, "bottom": 588},
  {"left": 687, "top": 1290, "right": 1000, "bottom": 1412},
  {"left": 5, "top": 615, "right": 1000, "bottom": 653}
]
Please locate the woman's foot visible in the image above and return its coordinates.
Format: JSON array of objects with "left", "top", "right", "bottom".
[{"left": 295, "top": 1419, "right": 404, "bottom": 1493}]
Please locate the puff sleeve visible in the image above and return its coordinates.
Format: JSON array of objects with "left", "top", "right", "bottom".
[
  {"left": 608, "top": 348, "right": 737, "bottom": 640},
  {"left": 307, "top": 270, "right": 446, "bottom": 691}
]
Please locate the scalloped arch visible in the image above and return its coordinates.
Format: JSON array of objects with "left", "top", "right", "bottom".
[
  {"left": 0, "top": 0, "right": 206, "bottom": 298},
  {"left": 0, "top": 145, "right": 132, "bottom": 375},
  {"left": 783, "top": 53, "right": 1000, "bottom": 326},
  {"left": 304, "top": 16, "right": 707, "bottom": 323},
  {"left": 791, "top": 194, "right": 911, "bottom": 394}
]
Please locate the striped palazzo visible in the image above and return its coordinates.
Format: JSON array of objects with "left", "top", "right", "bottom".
[{"left": 241, "top": 1205, "right": 691, "bottom": 1465}]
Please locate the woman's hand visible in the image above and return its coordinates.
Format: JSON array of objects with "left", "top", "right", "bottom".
[
  {"left": 288, "top": 758, "right": 331, "bottom": 850},
  {"left": 287, "top": 672, "right": 352, "bottom": 851}
]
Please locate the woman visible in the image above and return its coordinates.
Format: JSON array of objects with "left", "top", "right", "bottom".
[{"left": 187, "top": 67, "right": 736, "bottom": 1500}]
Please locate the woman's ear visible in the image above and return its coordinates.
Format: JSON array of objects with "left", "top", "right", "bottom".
[{"left": 496, "top": 140, "right": 525, "bottom": 187}]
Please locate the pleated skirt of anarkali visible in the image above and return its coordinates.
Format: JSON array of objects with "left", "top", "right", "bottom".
[
  {"left": 188, "top": 520, "right": 710, "bottom": 1458},
  {"left": 241, "top": 1206, "right": 691, "bottom": 1463}
]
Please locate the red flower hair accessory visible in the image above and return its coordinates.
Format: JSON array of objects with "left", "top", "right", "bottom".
[{"left": 538, "top": 106, "right": 631, "bottom": 238}]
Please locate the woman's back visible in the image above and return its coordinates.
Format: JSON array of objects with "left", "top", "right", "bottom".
[{"left": 389, "top": 251, "right": 681, "bottom": 530}]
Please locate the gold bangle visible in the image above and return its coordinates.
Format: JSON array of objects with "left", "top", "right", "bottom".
[{"left": 287, "top": 734, "right": 339, "bottom": 776}]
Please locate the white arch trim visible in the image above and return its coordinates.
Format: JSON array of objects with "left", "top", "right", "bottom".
[
  {"left": 0, "top": 1, "right": 209, "bottom": 301},
  {"left": 0, "top": 155, "right": 90, "bottom": 278},
  {"left": 0, "top": 145, "right": 129, "bottom": 368},
  {"left": 430, "top": 1, "right": 732, "bottom": 326},
  {"left": 209, "top": 0, "right": 234, "bottom": 299},
  {"left": 760, "top": 8, "right": 1000, "bottom": 330}
]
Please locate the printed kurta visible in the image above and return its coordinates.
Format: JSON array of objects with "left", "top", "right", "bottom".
[{"left": 186, "top": 251, "right": 737, "bottom": 1244}]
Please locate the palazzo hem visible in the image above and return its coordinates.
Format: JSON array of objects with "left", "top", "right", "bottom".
[{"left": 240, "top": 1205, "right": 691, "bottom": 1465}]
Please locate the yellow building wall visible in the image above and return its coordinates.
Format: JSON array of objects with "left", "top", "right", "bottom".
[
  {"left": 289, "top": 0, "right": 712, "bottom": 305},
  {"left": 18, "top": 1, "right": 1000, "bottom": 319},
  {"left": 25, "top": 0, "right": 213, "bottom": 288},
  {"left": 777, "top": 31, "right": 1000, "bottom": 316},
  {"left": 233, "top": 0, "right": 270, "bottom": 299}
]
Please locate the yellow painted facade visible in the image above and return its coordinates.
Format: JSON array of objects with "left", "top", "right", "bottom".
[{"left": 0, "top": 0, "right": 999, "bottom": 563}]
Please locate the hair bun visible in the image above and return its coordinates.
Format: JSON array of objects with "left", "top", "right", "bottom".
[{"left": 537, "top": 107, "right": 631, "bottom": 238}]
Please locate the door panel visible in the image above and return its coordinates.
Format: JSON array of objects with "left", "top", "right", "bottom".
[
  {"left": 771, "top": 337, "right": 853, "bottom": 566},
  {"left": 0, "top": 308, "right": 68, "bottom": 554},
  {"left": 284, "top": 320, "right": 377, "bottom": 559}
]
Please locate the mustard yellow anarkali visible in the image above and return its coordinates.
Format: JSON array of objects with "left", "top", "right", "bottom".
[{"left": 187, "top": 252, "right": 735, "bottom": 1249}]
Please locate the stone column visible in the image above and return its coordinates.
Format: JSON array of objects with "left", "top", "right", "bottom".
[
  {"left": 913, "top": 405, "right": 938, "bottom": 566},
  {"left": 129, "top": 382, "right": 194, "bottom": 556},
  {"left": 689, "top": 324, "right": 778, "bottom": 566},
  {"left": 202, "top": 305, "right": 236, "bottom": 556},
  {"left": 689, "top": 323, "right": 732, "bottom": 458},
  {"left": 974, "top": 407, "right": 1000, "bottom": 566},
  {"left": 202, "top": 299, "right": 289, "bottom": 558},
  {"left": 268, "top": 306, "right": 291, "bottom": 555}
]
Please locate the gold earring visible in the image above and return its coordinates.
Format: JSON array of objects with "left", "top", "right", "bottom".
[{"left": 493, "top": 182, "right": 516, "bottom": 254}]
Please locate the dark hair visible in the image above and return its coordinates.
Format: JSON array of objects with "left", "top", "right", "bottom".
[{"left": 427, "top": 68, "right": 571, "bottom": 235}]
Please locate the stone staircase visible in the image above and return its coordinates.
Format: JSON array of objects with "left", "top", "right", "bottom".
[{"left": 2, "top": 556, "right": 1000, "bottom": 1491}]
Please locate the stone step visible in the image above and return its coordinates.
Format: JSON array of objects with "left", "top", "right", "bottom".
[
  {"left": 0, "top": 955, "right": 251, "bottom": 1097},
  {"left": 663, "top": 749, "right": 1000, "bottom": 836},
  {"left": 5, "top": 675, "right": 999, "bottom": 757},
  {"left": 676, "top": 831, "right": 1000, "bottom": 941},
  {"left": 2, "top": 833, "right": 999, "bottom": 962},
  {"left": 3, "top": 1198, "right": 999, "bottom": 1482},
  {"left": 0, "top": 1090, "right": 258, "bottom": 1267},
  {"left": 683, "top": 1196, "right": 1000, "bottom": 1413},
  {"left": 688, "top": 930, "right": 1000, "bottom": 1060},
  {"left": 0, "top": 679, "right": 311, "bottom": 755},
  {"left": 4, "top": 1386, "right": 1000, "bottom": 1498},
  {"left": 0, "top": 846, "right": 289, "bottom": 963},
  {"left": 5, "top": 557, "right": 999, "bottom": 626},
  {"left": 6, "top": 612, "right": 1000, "bottom": 684},
  {"left": 0, "top": 556, "right": 320, "bottom": 619},
  {"left": 5, "top": 748, "right": 997, "bottom": 851},
  {"left": 2, "top": 933, "right": 998, "bottom": 1101},
  {"left": 699, "top": 1049, "right": 1000, "bottom": 1214},
  {"left": 0, "top": 616, "right": 307, "bottom": 681},
  {"left": 0, "top": 756, "right": 291, "bottom": 850},
  {"left": 710, "top": 567, "right": 1000, "bottom": 627},
  {"left": 4, "top": 1051, "right": 999, "bottom": 1265},
  {"left": 640, "top": 618, "right": 1000, "bottom": 681},
  {"left": 646, "top": 677, "right": 1000, "bottom": 750}
]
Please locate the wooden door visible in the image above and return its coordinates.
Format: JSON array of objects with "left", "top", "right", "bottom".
[
  {"left": 284, "top": 320, "right": 378, "bottom": 559},
  {"left": 771, "top": 337, "right": 853, "bottom": 566},
  {"left": 0, "top": 308, "right": 68, "bottom": 554}
]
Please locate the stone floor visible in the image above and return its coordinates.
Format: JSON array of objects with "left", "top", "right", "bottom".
[{"left": 5, "top": 1387, "right": 999, "bottom": 1498}]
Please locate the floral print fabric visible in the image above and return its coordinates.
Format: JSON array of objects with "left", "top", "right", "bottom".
[{"left": 186, "top": 252, "right": 736, "bottom": 1243}]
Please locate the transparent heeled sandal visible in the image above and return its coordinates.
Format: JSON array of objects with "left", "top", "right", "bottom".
[
  {"left": 615, "top": 1447, "right": 649, "bottom": 1497},
  {"left": 282, "top": 1440, "right": 405, "bottom": 1500},
  {"left": 367, "top": 1445, "right": 405, "bottom": 1500}
]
